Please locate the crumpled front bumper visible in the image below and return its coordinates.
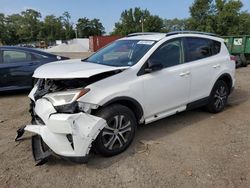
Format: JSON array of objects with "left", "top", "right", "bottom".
[{"left": 24, "top": 98, "right": 107, "bottom": 163}]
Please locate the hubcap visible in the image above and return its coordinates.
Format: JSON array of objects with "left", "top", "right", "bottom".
[
  {"left": 102, "top": 115, "right": 132, "bottom": 150},
  {"left": 214, "top": 85, "right": 227, "bottom": 110}
]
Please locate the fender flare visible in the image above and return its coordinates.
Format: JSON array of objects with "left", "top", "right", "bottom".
[
  {"left": 210, "top": 73, "right": 233, "bottom": 95},
  {"left": 102, "top": 96, "right": 144, "bottom": 123}
]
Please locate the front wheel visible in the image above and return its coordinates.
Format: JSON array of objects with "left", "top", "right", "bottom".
[
  {"left": 93, "top": 104, "right": 136, "bottom": 157},
  {"left": 206, "top": 80, "right": 229, "bottom": 113}
]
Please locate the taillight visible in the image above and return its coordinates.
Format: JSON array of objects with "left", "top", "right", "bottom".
[{"left": 230, "top": 55, "right": 236, "bottom": 61}]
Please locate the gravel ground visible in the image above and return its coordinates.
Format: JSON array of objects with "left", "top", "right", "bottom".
[{"left": 0, "top": 67, "right": 250, "bottom": 188}]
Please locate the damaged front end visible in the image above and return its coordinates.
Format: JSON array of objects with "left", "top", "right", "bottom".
[{"left": 16, "top": 77, "right": 109, "bottom": 165}]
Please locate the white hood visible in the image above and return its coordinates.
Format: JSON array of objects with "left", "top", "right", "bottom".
[{"left": 33, "top": 59, "right": 129, "bottom": 79}]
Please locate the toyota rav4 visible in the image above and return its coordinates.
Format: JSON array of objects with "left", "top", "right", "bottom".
[{"left": 16, "top": 31, "right": 236, "bottom": 164}]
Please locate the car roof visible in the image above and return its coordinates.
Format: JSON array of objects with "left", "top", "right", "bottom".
[
  {"left": 119, "top": 31, "right": 224, "bottom": 42},
  {"left": 121, "top": 34, "right": 166, "bottom": 41},
  {"left": 0, "top": 46, "right": 56, "bottom": 56}
]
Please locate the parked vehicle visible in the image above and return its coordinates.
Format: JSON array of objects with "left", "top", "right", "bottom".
[
  {"left": 16, "top": 31, "right": 235, "bottom": 165},
  {"left": 0, "top": 46, "right": 69, "bottom": 92},
  {"left": 223, "top": 35, "right": 250, "bottom": 68}
]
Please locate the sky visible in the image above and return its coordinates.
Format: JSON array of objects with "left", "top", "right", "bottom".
[{"left": 0, "top": 0, "right": 250, "bottom": 33}]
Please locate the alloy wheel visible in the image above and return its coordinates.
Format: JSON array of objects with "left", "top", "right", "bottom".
[
  {"left": 101, "top": 115, "right": 132, "bottom": 151},
  {"left": 214, "top": 85, "right": 228, "bottom": 110}
]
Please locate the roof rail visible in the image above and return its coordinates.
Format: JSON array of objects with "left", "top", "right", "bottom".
[
  {"left": 166, "top": 31, "right": 218, "bottom": 37},
  {"left": 127, "top": 32, "right": 163, "bottom": 37}
]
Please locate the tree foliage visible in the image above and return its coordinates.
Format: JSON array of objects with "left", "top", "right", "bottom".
[
  {"left": 0, "top": 1, "right": 250, "bottom": 45},
  {"left": 187, "top": 0, "right": 249, "bottom": 35},
  {"left": 112, "top": 7, "right": 164, "bottom": 35},
  {"left": 163, "top": 18, "right": 188, "bottom": 32},
  {"left": 0, "top": 9, "right": 106, "bottom": 45},
  {"left": 76, "top": 17, "right": 105, "bottom": 38},
  {"left": 19, "top": 9, "right": 42, "bottom": 42}
]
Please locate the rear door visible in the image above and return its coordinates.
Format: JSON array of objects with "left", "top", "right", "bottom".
[{"left": 183, "top": 37, "right": 222, "bottom": 102}]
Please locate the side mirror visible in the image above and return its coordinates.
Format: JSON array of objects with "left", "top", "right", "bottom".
[{"left": 145, "top": 60, "right": 163, "bottom": 73}]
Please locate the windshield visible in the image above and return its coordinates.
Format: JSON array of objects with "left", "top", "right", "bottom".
[{"left": 86, "top": 40, "right": 155, "bottom": 67}]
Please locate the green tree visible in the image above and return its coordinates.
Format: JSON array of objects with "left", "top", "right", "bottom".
[
  {"left": 214, "top": 0, "right": 243, "bottom": 35},
  {"left": 0, "top": 13, "right": 5, "bottom": 44},
  {"left": 238, "top": 12, "right": 250, "bottom": 35},
  {"left": 112, "top": 7, "right": 164, "bottom": 35},
  {"left": 163, "top": 18, "right": 188, "bottom": 32},
  {"left": 76, "top": 17, "right": 105, "bottom": 37},
  {"left": 187, "top": 0, "right": 247, "bottom": 35},
  {"left": 62, "top": 11, "right": 75, "bottom": 40},
  {"left": 90, "top": 18, "right": 105, "bottom": 36},
  {"left": 42, "top": 15, "right": 65, "bottom": 41},
  {"left": 19, "top": 9, "right": 42, "bottom": 42},
  {"left": 187, "top": 0, "right": 215, "bottom": 32},
  {"left": 5, "top": 14, "right": 23, "bottom": 44}
]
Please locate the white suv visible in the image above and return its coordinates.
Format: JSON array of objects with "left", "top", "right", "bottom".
[{"left": 16, "top": 31, "right": 235, "bottom": 164}]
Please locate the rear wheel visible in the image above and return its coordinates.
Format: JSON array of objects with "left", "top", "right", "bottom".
[
  {"left": 206, "top": 80, "right": 229, "bottom": 113},
  {"left": 93, "top": 104, "right": 136, "bottom": 156}
]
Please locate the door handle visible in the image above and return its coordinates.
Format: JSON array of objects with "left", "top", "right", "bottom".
[
  {"left": 213, "top": 64, "right": 221, "bottom": 69},
  {"left": 179, "top": 71, "right": 190, "bottom": 77}
]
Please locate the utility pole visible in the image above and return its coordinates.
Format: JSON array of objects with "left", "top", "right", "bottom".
[
  {"left": 73, "top": 23, "right": 78, "bottom": 38},
  {"left": 140, "top": 17, "right": 146, "bottom": 32},
  {"left": 75, "top": 29, "right": 78, "bottom": 39}
]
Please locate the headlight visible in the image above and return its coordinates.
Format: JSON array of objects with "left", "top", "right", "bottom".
[{"left": 44, "top": 88, "right": 90, "bottom": 107}]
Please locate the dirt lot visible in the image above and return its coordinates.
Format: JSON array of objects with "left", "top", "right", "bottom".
[{"left": 0, "top": 67, "right": 250, "bottom": 188}]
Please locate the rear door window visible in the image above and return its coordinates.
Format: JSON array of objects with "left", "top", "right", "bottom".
[
  {"left": 3, "top": 50, "right": 32, "bottom": 64},
  {"left": 185, "top": 37, "right": 212, "bottom": 62}
]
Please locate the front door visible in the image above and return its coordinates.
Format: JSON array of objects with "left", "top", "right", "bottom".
[{"left": 141, "top": 38, "right": 191, "bottom": 123}]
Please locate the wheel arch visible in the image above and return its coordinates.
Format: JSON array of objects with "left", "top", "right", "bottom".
[
  {"left": 215, "top": 73, "right": 233, "bottom": 94},
  {"left": 101, "top": 97, "right": 144, "bottom": 124}
]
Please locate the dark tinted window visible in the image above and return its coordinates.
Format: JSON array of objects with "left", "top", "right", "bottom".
[
  {"left": 185, "top": 37, "right": 222, "bottom": 62},
  {"left": 212, "top": 40, "right": 221, "bottom": 55},
  {"left": 185, "top": 37, "right": 212, "bottom": 62},
  {"left": 149, "top": 39, "right": 182, "bottom": 68},
  {"left": 3, "top": 50, "right": 32, "bottom": 63}
]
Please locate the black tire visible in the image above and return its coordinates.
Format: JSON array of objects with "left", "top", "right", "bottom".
[
  {"left": 93, "top": 104, "right": 137, "bottom": 157},
  {"left": 206, "top": 80, "right": 229, "bottom": 113},
  {"left": 235, "top": 55, "right": 242, "bottom": 68}
]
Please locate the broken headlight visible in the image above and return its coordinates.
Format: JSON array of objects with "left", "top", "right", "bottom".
[
  {"left": 44, "top": 89, "right": 90, "bottom": 107},
  {"left": 77, "top": 102, "right": 99, "bottom": 113}
]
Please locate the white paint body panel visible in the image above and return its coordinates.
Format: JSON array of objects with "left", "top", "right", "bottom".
[
  {"left": 25, "top": 99, "right": 107, "bottom": 157},
  {"left": 33, "top": 59, "right": 129, "bottom": 79}
]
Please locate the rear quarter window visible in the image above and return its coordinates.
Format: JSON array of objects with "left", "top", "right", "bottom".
[{"left": 212, "top": 40, "right": 221, "bottom": 55}]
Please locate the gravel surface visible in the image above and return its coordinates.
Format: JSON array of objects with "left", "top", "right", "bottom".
[{"left": 0, "top": 67, "right": 250, "bottom": 188}]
